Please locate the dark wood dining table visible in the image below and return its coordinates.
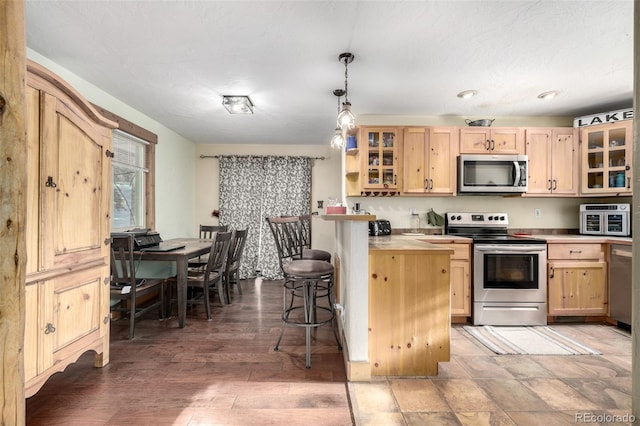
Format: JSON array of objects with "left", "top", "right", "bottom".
[{"left": 135, "top": 238, "right": 211, "bottom": 327}]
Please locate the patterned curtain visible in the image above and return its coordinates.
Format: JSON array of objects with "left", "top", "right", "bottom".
[{"left": 218, "top": 155, "right": 311, "bottom": 279}]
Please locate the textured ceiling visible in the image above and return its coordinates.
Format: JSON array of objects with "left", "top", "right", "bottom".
[{"left": 25, "top": 0, "right": 634, "bottom": 145}]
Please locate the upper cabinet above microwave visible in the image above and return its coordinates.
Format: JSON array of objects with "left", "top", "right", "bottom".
[
  {"left": 580, "top": 120, "right": 633, "bottom": 196},
  {"left": 524, "top": 127, "right": 579, "bottom": 197},
  {"left": 459, "top": 127, "right": 524, "bottom": 154}
]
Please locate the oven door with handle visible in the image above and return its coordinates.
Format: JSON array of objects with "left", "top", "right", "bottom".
[{"left": 474, "top": 244, "right": 547, "bottom": 303}]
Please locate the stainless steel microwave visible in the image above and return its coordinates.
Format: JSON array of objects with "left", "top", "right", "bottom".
[
  {"left": 580, "top": 204, "right": 630, "bottom": 236},
  {"left": 458, "top": 154, "right": 528, "bottom": 194}
]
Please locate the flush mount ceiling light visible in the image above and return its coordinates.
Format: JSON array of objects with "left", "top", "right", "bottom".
[
  {"left": 222, "top": 95, "right": 254, "bottom": 114},
  {"left": 336, "top": 52, "right": 355, "bottom": 132},
  {"left": 457, "top": 90, "right": 478, "bottom": 99},
  {"left": 330, "top": 89, "right": 346, "bottom": 149},
  {"left": 537, "top": 90, "right": 558, "bottom": 100}
]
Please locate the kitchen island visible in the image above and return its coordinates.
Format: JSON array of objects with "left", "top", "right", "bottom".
[{"left": 321, "top": 214, "right": 453, "bottom": 379}]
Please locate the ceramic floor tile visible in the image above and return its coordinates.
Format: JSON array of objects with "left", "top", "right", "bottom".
[
  {"left": 505, "top": 410, "right": 578, "bottom": 425},
  {"left": 389, "top": 379, "right": 450, "bottom": 412},
  {"left": 405, "top": 412, "right": 462, "bottom": 425},
  {"left": 492, "top": 355, "right": 555, "bottom": 379},
  {"left": 520, "top": 378, "right": 601, "bottom": 411},
  {"left": 432, "top": 357, "right": 472, "bottom": 379},
  {"left": 353, "top": 412, "right": 406, "bottom": 426},
  {"left": 454, "top": 410, "right": 517, "bottom": 426},
  {"left": 432, "top": 379, "right": 497, "bottom": 412},
  {"left": 348, "top": 381, "right": 399, "bottom": 414},
  {"left": 475, "top": 378, "right": 551, "bottom": 411},
  {"left": 454, "top": 356, "right": 516, "bottom": 379},
  {"left": 530, "top": 355, "right": 602, "bottom": 378},
  {"left": 563, "top": 377, "right": 632, "bottom": 410}
]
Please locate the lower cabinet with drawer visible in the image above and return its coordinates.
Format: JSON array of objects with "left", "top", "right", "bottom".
[
  {"left": 547, "top": 243, "right": 607, "bottom": 316},
  {"left": 420, "top": 240, "right": 471, "bottom": 321}
]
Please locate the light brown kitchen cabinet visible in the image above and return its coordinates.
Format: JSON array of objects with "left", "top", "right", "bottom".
[
  {"left": 524, "top": 127, "right": 578, "bottom": 196},
  {"left": 360, "top": 127, "right": 402, "bottom": 194},
  {"left": 547, "top": 243, "right": 607, "bottom": 316},
  {"left": 402, "top": 127, "right": 458, "bottom": 195},
  {"left": 438, "top": 243, "right": 471, "bottom": 319},
  {"left": 24, "top": 61, "right": 116, "bottom": 397},
  {"left": 459, "top": 127, "right": 524, "bottom": 154},
  {"left": 580, "top": 120, "right": 633, "bottom": 195}
]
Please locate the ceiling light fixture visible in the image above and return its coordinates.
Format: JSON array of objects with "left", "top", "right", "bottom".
[
  {"left": 222, "top": 95, "right": 254, "bottom": 114},
  {"left": 336, "top": 52, "right": 355, "bottom": 132},
  {"left": 537, "top": 91, "right": 557, "bottom": 100},
  {"left": 330, "top": 89, "right": 346, "bottom": 149},
  {"left": 457, "top": 90, "right": 478, "bottom": 99}
]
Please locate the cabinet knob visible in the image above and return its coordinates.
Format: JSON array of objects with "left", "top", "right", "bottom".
[{"left": 44, "top": 323, "right": 56, "bottom": 334}]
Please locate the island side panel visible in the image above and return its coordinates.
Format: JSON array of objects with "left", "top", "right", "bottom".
[
  {"left": 368, "top": 251, "right": 451, "bottom": 376},
  {"left": 337, "top": 220, "right": 370, "bottom": 363}
]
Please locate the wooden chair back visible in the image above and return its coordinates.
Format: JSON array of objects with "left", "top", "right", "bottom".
[{"left": 199, "top": 224, "right": 228, "bottom": 239}]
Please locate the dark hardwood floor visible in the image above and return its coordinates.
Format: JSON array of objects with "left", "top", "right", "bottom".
[{"left": 26, "top": 278, "right": 353, "bottom": 425}]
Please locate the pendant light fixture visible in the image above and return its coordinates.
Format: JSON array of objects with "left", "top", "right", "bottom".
[
  {"left": 336, "top": 52, "right": 355, "bottom": 132},
  {"left": 330, "top": 89, "right": 346, "bottom": 149}
]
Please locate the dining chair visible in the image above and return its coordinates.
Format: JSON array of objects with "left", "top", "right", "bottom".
[
  {"left": 172, "top": 231, "right": 232, "bottom": 320},
  {"left": 224, "top": 229, "right": 248, "bottom": 302},
  {"left": 110, "top": 235, "right": 166, "bottom": 339},
  {"left": 189, "top": 224, "right": 229, "bottom": 269},
  {"left": 298, "top": 214, "right": 332, "bottom": 262},
  {"left": 266, "top": 216, "right": 341, "bottom": 368}
]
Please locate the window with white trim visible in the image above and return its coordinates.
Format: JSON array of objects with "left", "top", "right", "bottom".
[{"left": 111, "top": 129, "right": 148, "bottom": 230}]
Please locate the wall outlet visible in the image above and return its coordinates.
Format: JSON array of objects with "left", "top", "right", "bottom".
[{"left": 534, "top": 208, "right": 542, "bottom": 218}]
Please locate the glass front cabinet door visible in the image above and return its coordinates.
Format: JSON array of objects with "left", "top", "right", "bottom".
[
  {"left": 362, "top": 128, "right": 401, "bottom": 190},
  {"left": 581, "top": 121, "right": 632, "bottom": 195}
]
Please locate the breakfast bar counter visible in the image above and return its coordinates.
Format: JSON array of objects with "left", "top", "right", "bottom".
[{"left": 321, "top": 215, "right": 453, "bottom": 379}]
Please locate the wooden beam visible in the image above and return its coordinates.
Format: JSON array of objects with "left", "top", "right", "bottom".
[{"left": 0, "top": 0, "right": 27, "bottom": 423}]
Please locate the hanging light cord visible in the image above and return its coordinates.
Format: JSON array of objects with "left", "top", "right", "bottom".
[{"left": 343, "top": 59, "right": 349, "bottom": 104}]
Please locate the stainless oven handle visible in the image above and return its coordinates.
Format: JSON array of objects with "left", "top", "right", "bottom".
[{"left": 475, "top": 245, "right": 547, "bottom": 252}]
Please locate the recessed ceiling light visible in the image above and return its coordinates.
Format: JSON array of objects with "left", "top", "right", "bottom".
[
  {"left": 457, "top": 90, "right": 478, "bottom": 99},
  {"left": 537, "top": 91, "right": 557, "bottom": 100},
  {"left": 222, "top": 95, "right": 254, "bottom": 114}
]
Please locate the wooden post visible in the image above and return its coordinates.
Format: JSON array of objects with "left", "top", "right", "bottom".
[{"left": 0, "top": 0, "right": 27, "bottom": 424}]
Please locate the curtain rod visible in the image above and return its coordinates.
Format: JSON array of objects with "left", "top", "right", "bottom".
[{"left": 199, "top": 155, "right": 325, "bottom": 160}]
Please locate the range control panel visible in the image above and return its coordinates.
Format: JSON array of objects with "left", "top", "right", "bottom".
[{"left": 445, "top": 212, "right": 509, "bottom": 227}]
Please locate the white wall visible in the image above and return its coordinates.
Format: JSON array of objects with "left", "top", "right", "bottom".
[
  {"left": 195, "top": 144, "right": 342, "bottom": 254},
  {"left": 27, "top": 49, "right": 198, "bottom": 239}
]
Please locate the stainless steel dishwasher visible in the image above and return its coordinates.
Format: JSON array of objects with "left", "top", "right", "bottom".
[{"left": 609, "top": 244, "right": 632, "bottom": 328}]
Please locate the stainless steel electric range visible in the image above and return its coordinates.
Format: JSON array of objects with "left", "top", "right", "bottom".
[{"left": 445, "top": 212, "right": 548, "bottom": 326}]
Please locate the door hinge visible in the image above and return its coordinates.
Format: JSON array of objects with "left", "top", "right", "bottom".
[{"left": 105, "top": 149, "right": 114, "bottom": 158}]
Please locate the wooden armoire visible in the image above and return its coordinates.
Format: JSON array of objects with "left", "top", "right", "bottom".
[{"left": 24, "top": 60, "right": 116, "bottom": 397}]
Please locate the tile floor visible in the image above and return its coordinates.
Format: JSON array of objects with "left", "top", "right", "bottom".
[
  {"left": 350, "top": 323, "right": 633, "bottom": 425},
  {"left": 25, "top": 279, "right": 633, "bottom": 425}
]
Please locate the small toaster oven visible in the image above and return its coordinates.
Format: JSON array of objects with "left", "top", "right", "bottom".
[{"left": 369, "top": 219, "right": 392, "bottom": 236}]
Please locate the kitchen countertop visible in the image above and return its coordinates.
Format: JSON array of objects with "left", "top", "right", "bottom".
[
  {"left": 369, "top": 235, "right": 456, "bottom": 254},
  {"left": 517, "top": 234, "right": 632, "bottom": 245},
  {"left": 373, "top": 234, "right": 472, "bottom": 243}
]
